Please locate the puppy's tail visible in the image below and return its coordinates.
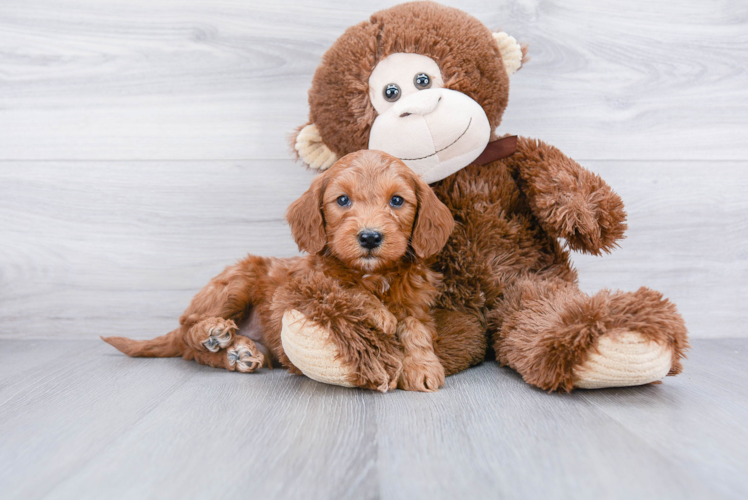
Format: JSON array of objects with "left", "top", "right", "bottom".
[{"left": 101, "top": 329, "right": 183, "bottom": 358}]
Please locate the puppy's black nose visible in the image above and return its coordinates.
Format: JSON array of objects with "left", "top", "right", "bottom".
[{"left": 358, "top": 230, "right": 383, "bottom": 250}]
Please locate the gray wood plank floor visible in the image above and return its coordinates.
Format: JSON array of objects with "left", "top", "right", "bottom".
[{"left": 0, "top": 338, "right": 746, "bottom": 500}]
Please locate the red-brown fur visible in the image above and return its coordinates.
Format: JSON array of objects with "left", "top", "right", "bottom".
[
  {"left": 103, "top": 150, "right": 454, "bottom": 392},
  {"left": 293, "top": 2, "right": 689, "bottom": 391}
]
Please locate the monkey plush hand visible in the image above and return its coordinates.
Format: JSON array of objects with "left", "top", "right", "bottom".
[{"left": 283, "top": 2, "right": 688, "bottom": 392}]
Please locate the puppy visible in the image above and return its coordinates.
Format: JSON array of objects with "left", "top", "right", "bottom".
[{"left": 103, "top": 150, "right": 454, "bottom": 392}]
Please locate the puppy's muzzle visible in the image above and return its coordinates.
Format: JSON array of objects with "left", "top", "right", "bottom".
[{"left": 358, "top": 229, "right": 383, "bottom": 250}]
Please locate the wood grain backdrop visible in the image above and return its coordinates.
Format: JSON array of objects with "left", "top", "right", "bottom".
[{"left": 1, "top": 0, "right": 746, "bottom": 339}]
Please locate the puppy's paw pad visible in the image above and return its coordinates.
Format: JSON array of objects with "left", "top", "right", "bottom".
[
  {"left": 227, "top": 342, "right": 263, "bottom": 373},
  {"left": 201, "top": 319, "right": 236, "bottom": 352}
]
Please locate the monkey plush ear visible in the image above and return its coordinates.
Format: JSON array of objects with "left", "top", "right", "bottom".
[
  {"left": 294, "top": 123, "right": 338, "bottom": 171},
  {"left": 493, "top": 32, "right": 527, "bottom": 75}
]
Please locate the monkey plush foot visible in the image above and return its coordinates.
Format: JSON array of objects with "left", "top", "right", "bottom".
[
  {"left": 494, "top": 281, "right": 689, "bottom": 392},
  {"left": 281, "top": 309, "right": 356, "bottom": 388},
  {"left": 572, "top": 330, "right": 673, "bottom": 389},
  {"left": 281, "top": 309, "right": 403, "bottom": 392}
]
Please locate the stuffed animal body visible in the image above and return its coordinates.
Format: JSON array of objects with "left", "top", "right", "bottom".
[{"left": 284, "top": 2, "right": 689, "bottom": 391}]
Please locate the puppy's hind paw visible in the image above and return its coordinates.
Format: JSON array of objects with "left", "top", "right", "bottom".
[
  {"left": 201, "top": 319, "right": 237, "bottom": 353},
  {"left": 227, "top": 337, "right": 264, "bottom": 373}
]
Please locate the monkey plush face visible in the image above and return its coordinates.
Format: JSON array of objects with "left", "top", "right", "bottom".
[
  {"left": 367, "top": 53, "right": 492, "bottom": 183},
  {"left": 294, "top": 2, "right": 525, "bottom": 183}
]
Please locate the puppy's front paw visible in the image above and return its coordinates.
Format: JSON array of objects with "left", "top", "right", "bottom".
[
  {"left": 226, "top": 337, "right": 264, "bottom": 373},
  {"left": 398, "top": 353, "right": 445, "bottom": 392},
  {"left": 200, "top": 318, "right": 237, "bottom": 352},
  {"left": 369, "top": 308, "right": 398, "bottom": 336}
]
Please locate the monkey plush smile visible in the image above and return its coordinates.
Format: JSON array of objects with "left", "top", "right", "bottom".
[{"left": 399, "top": 116, "right": 471, "bottom": 161}]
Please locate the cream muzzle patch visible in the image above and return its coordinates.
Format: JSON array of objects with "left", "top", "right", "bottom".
[{"left": 367, "top": 53, "right": 491, "bottom": 184}]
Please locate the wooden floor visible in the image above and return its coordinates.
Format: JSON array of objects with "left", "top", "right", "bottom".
[{"left": 0, "top": 338, "right": 746, "bottom": 500}]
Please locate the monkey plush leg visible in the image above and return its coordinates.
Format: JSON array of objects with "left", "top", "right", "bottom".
[
  {"left": 275, "top": 272, "right": 402, "bottom": 392},
  {"left": 281, "top": 308, "right": 482, "bottom": 390},
  {"left": 281, "top": 309, "right": 402, "bottom": 392},
  {"left": 281, "top": 310, "right": 357, "bottom": 388},
  {"left": 489, "top": 276, "right": 689, "bottom": 392},
  {"left": 281, "top": 295, "right": 486, "bottom": 389}
]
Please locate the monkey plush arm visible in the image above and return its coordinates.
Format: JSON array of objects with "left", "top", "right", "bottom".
[
  {"left": 273, "top": 269, "right": 402, "bottom": 392},
  {"left": 509, "top": 137, "right": 627, "bottom": 255}
]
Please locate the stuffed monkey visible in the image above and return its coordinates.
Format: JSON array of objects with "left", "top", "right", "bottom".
[{"left": 282, "top": 2, "right": 689, "bottom": 391}]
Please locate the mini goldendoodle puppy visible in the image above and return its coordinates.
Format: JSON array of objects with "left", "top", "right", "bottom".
[{"left": 103, "top": 150, "right": 455, "bottom": 392}]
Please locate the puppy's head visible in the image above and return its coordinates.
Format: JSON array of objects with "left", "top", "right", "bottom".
[{"left": 286, "top": 150, "right": 454, "bottom": 271}]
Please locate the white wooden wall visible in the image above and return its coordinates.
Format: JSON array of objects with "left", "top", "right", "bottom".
[{"left": 1, "top": 0, "right": 746, "bottom": 339}]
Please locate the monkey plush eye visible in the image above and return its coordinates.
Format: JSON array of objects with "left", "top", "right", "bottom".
[
  {"left": 383, "top": 84, "right": 401, "bottom": 102},
  {"left": 413, "top": 73, "right": 431, "bottom": 89},
  {"left": 337, "top": 195, "right": 351, "bottom": 207},
  {"left": 389, "top": 195, "right": 404, "bottom": 207}
]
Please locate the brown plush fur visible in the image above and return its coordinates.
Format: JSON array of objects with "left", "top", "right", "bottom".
[
  {"left": 103, "top": 151, "right": 454, "bottom": 392},
  {"left": 293, "top": 2, "right": 689, "bottom": 391}
]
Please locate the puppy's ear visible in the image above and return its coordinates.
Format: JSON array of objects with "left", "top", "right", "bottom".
[
  {"left": 286, "top": 173, "right": 327, "bottom": 254},
  {"left": 411, "top": 175, "right": 455, "bottom": 259}
]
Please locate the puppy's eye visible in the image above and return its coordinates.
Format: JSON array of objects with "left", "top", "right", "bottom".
[
  {"left": 336, "top": 195, "right": 351, "bottom": 207},
  {"left": 414, "top": 73, "right": 431, "bottom": 89},
  {"left": 383, "top": 84, "right": 401, "bottom": 102},
  {"left": 389, "top": 195, "right": 404, "bottom": 208}
]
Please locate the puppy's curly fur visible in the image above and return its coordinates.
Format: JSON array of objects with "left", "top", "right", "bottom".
[{"left": 103, "top": 150, "right": 454, "bottom": 392}]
